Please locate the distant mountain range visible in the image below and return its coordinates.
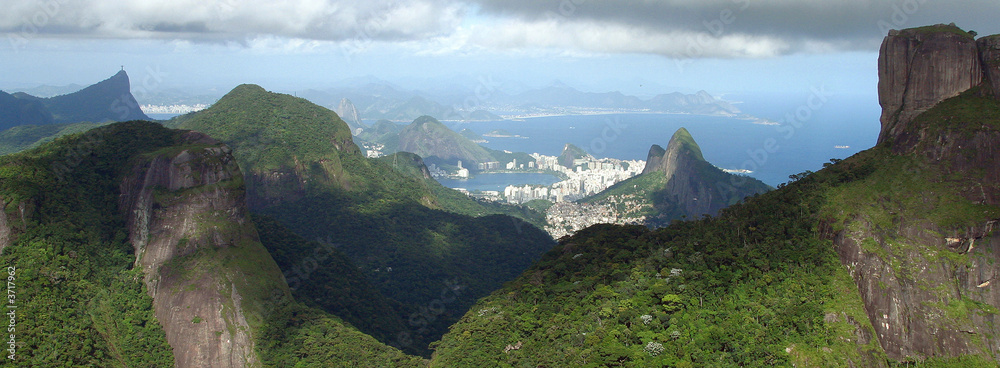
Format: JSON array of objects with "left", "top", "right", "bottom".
[
  {"left": 300, "top": 78, "right": 741, "bottom": 122},
  {"left": 9, "top": 74, "right": 740, "bottom": 124}
]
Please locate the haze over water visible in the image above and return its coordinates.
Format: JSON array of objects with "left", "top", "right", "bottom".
[{"left": 449, "top": 93, "right": 879, "bottom": 187}]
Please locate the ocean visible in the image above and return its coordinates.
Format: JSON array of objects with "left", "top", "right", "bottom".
[{"left": 445, "top": 93, "right": 881, "bottom": 187}]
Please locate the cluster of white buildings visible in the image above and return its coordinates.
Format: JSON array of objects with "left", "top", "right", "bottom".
[
  {"left": 362, "top": 142, "right": 386, "bottom": 158},
  {"left": 141, "top": 104, "right": 209, "bottom": 114},
  {"left": 503, "top": 153, "right": 644, "bottom": 204}
]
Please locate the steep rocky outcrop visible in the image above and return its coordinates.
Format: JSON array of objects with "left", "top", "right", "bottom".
[
  {"left": 644, "top": 128, "right": 728, "bottom": 217},
  {"left": 0, "top": 70, "right": 148, "bottom": 131},
  {"left": 0, "top": 197, "right": 32, "bottom": 254},
  {"left": 835, "top": 218, "right": 1000, "bottom": 360},
  {"left": 336, "top": 98, "right": 366, "bottom": 134},
  {"left": 835, "top": 25, "right": 1000, "bottom": 362},
  {"left": 878, "top": 24, "right": 986, "bottom": 145},
  {"left": 642, "top": 128, "right": 705, "bottom": 177},
  {"left": 119, "top": 131, "right": 289, "bottom": 368},
  {"left": 640, "top": 144, "right": 666, "bottom": 174},
  {"left": 0, "top": 199, "right": 10, "bottom": 253},
  {"left": 979, "top": 35, "right": 1000, "bottom": 98}
]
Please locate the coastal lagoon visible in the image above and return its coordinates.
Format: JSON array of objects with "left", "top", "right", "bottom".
[{"left": 437, "top": 172, "right": 562, "bottom": 192}]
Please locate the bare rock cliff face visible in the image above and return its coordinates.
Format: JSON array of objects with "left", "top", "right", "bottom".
[
  {"left": 337, "top": 98, "right": 365, "bottom": 134},
  {"left": 0, "top": 199, "right": 30, "bottom": 254},
  {"left": 836, "top": 25, "right": 1000, "bottom": 362},
  {"left": 640, "top": 144, "right": 666, "bottom": 175},
  {"left": 119, "top": 131, "right": 289, "bottom": 368},
  {"left": 836, "top": 218, "right": 1000, "bottom": 360},
  {"left": 979, "top": 35, "right": 1000, "bottom": 99},
  {"left": 878, "top": 25, "right": 982, "bottom": 145}
]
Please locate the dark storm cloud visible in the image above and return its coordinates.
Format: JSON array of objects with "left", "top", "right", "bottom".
[{"left": 467, "top": 0, "right": 1000, "bottom": 53}]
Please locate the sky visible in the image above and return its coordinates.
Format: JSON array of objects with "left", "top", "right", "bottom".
[{"left": 1, "top": 0, "right": 999, "bottom": 99}]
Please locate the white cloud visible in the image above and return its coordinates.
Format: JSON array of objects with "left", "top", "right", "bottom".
[
  {"left": 0, "top": 0, "right": 464, "bottom": 42},
  {"left": 452, "top": 19, "right": 792, "bottom": 59},
  {"left": 2, "top": 0, "right": 997, "bottom": 59}
]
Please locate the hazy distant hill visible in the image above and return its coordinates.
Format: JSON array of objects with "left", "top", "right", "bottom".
[
  {"left": 397, "top": 116, "right": 498, "bottom": 167},
  {"left": 0, "top": 70, "right": 149, "bottom": 153},
  {"left": 0, "top": 70, "right": 148, "bottom": 130},
  {"left": 298, "top": 77, "right": 737, "bottom": 124},
  {"left": 9, "top": 83, "right": 84, "bottom": 98}
]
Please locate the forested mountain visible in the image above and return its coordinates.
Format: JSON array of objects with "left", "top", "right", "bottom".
[
  {"left": 170, "top": 85, "right": 555, "bottom": 355},
  {"left": 0, "top": 122, "right": 421, "bottom": 367},
  {"left": 430, "top": 25, "right": 1000, "bottom": 367},
  {"left": 4, "top": 23, "right": 999, "bottom": 368}
]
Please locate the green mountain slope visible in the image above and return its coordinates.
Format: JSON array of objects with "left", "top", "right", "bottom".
[
  {"left": 0, "top": 122, "right": 178, "bottom": 366},
  {"left": 0, "top": 121, "right": 426, "bottom": 366},
  {"left": 173, "top": 85, "right": 555, "bottom": 356},
  {"left": 253, "top": 214, "right": 410, "bottom": 347},
  {"left": 431, "top": 162, "right": 889, "bottom": 367},
  {"left": 431, "top": 85, "right": 1000, "bottom": 367},
  {"left": 0, "top": 121, "right": 109, "bottom": 155}
]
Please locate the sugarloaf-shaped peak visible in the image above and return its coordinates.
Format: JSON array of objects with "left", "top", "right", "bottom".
[
  {"left": 643, "top": 127, "right": 705, "bottom": 175},
  {"left": 557, "top": 143, "right": 591, "bottom": 168},
  {"left": 666, "top": 127, "right": 704, "bottom": 161},
  {"left": 336, "top": 97, "right": 365, "bottom": 134}
]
